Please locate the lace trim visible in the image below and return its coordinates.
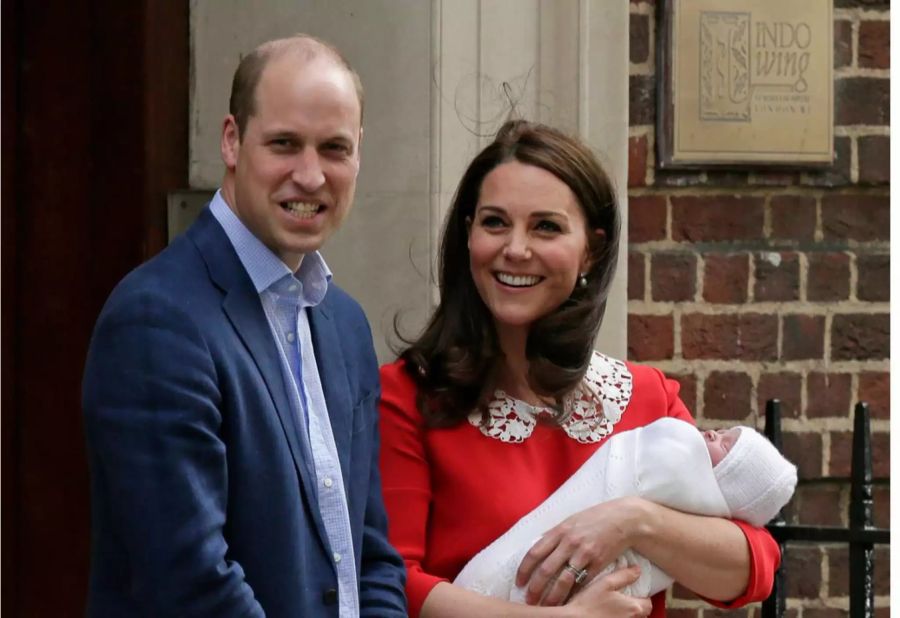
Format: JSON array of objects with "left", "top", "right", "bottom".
[{"left": 467, "top": 351, "right": 633, "bottom": 444}]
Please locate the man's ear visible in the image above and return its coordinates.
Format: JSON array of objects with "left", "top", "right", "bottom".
[
  {"left": 221, "top": 115, "right": 240, "bottom": 169},
  {"left": 354, "top": 126, "right": 364, "bottom": 175}
]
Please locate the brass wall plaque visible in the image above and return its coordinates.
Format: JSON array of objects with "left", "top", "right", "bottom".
[{"left": 658, "top": 0, "right": 833, "bottom": 167}]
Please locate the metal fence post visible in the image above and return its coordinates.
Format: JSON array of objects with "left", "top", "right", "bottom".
[
  {"left": 762, "top": 399, "right": 785, "bottom": 618},
  {"left": 850, "top": 402, "right": 875, "bottom": 617}
]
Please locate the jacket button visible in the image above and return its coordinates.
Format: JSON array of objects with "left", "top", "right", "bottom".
[{"left": 322, "top": 588, "right": 338, "bottom": 605}]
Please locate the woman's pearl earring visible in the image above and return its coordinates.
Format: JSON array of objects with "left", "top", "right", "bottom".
[{"left": 578, "top": 273, "right": 588, "bottom": 288}]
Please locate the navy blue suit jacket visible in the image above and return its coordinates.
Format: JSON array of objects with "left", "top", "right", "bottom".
[{"left": 83, "top": 208, "right": 406, "bottom": 617}]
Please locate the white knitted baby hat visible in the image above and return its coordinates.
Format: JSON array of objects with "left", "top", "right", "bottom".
[{"left": 712, "top": 427, "right": 798, "bottom": 526}]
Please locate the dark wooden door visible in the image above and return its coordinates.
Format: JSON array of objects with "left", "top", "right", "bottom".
[{"left": 2, "top": 1, "right": 188, "bottom": 614}]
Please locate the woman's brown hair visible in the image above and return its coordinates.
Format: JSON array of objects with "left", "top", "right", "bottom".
[{"left": 399, "top": 120, "right": 620, "bottom": 426}]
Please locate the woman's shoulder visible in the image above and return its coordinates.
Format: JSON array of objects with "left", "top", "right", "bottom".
[
  {"left": 379, "top": 358, "right": 424, "bottom": 420},
  {"left": 380, "top": 357, "right": 408, "bottom": 381},
  {"left": 380, "top": 358, "right": 417, "bottom": 395}
]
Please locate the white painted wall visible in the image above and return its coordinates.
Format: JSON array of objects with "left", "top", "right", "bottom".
[{"left": 190, "top": 0, "right": 628, "bottom": 362}]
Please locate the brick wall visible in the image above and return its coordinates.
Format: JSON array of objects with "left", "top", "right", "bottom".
[{"left": 627, "top": 1, "right": 889, "bottom": 615}]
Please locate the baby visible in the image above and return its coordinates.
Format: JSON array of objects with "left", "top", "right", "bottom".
[{"left": 454, "top": 417, "right": 797, "bottom": 600}]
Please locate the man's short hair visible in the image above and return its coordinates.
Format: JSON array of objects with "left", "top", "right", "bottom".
[{"left": 228, "top": 34, "right": 365, "bottom": 139}]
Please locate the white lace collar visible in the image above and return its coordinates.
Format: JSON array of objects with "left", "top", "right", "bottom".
[{"left": 467, "top": 351, "right": 633, "bottom": 444}]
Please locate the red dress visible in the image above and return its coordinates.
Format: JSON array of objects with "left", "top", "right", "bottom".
[{"left": 379, "top": 355, "right": 780, "bottom": 617}]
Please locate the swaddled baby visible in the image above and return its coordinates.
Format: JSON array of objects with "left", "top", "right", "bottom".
[{"left": 454, "top": 417, "right": 797, "bottom": 600}]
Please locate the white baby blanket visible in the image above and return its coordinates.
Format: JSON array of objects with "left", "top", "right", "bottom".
[{"left": 453, "top": 418, "right": 731, "bottom": 600}]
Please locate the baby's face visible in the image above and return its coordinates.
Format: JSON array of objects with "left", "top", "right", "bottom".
[{"left": 703, "top": 427, "right": 741, "bottom": 466}]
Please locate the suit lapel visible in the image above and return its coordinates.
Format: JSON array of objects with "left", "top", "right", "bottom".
[
  {"left": 308, "top": 302, "right": 354, "bottom": 483},
  {"left": 188, "top": 209, "right": 331, "bottom": 551}
]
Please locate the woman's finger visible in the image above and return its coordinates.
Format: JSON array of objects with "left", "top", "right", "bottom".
[
  {"left": 569, "top": 566, "right": 651, "bottom": 617},
  {"left": 524, "top": 537, "right": 580, "bottom": 605},
  {"left": 538, "top": 556, "right": 588, "bottom": 606},
  {"left": 515, "top": 533, "right": 558, "bottom": 588},
  {"left": 593, "top": 565, "right": 642, "bottom": 592}
]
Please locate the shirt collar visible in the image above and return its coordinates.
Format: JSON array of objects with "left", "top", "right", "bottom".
[{"left": 209, "top": 190, "right": 332, "bottom": 306}]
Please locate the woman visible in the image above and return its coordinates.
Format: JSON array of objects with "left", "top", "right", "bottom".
[{"left": 379, "top": 120, "right": 779, "bottom": 617}]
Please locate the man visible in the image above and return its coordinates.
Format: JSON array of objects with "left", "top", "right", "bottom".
[{"left": 83, "top": 35, "right": 407, "bottom": 617}]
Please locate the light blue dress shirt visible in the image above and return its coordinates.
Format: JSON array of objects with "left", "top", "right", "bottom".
[{"left": 210, "top": 192, "right": 359, "bottom": 617}]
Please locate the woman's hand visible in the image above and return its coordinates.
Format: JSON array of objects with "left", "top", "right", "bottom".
[
  {"left": 568, "top": 566, "right": 652, "bottom": 617},
  {"left": 515, "top": 497, "right": 647, "bottom": 606}
]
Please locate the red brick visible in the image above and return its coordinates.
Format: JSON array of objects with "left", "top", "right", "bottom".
[
  {"left": 822, "top": 194, "right": 890, "bottom": 242},
  {"left": 803, "top": 607, "right": 847, "bottom": 618},
  {"left": 796, "top": 484, "right": 844, "bottom": 526},
  {"left": 784, "top": 546, "right": 822, "bottom": 598},
  {"left": 630, "top": 13, "right": 650, "bottom": 64},
  {"left": 859, "top": 20, "right": 890, "bottom": 69},
  {"left": 858, "top": 135, "right": 890, "bottom": 184},
  {"left": 831, "top": 313, "right": 889, "bottom": 360},
  {"left": 827, "top": 546, "right": 850, "bottom": 596},
  {"left": 702, "top": 253, "right": 748, "bottom": 304},
  {"left": 629, "top": 74, "right": 655, "bottom": 126},
  {"left": 873, "top": 484, "right": 890, "bottom": 528},
  {"left": 874, "top": 546, "right": 890, "bottom": 595},
  {"left": 628, "top": 135, "right": 648, "bottom": 187},
  {"left": 705, "top": 610, "right": 748, "bottom": 618},
  {"left": 802, "top": 136, "right": 852, "bottom": 187},
  {"left": 782, "top": 432, "right": 824, "bottom": 480},
  {"left": 629, "top": 194, "right": 666, "bottom": 242},
  {"left": 628, "top": 251, "right": 645, "bottom": 300},
  {"left": 830, "top": 430, "right": 890, "bottom": 478},
  {"left": 804, "top": 610, "right": 845, "bottom": 618},
  {"left": 758, "top": 372, "right": 802, "bottom": 420},
  {"left": 754, "top": 252, "right": 799, "bottom": 301},
  {"left": 858, "top": 371, "right": 890, "bottom": 420},
  {"left": 857, "top": 253, "right": 889, "bottom": 301},
  {"left": 770, "top": 195, "right": 816, "bottom": 241},
  {"left": 782, "top": 314, "right": 825, "bottom": 361},
  {"left": 670, "top": 583, "right": 699, "bottom": 602},
  {"left": 829, "top": 545, "right": 890, "bottom": 597},
  {"left": 668, "top": 373, "right": 697, "bottom": 414},
  {"left": 627, "top": 314, "right": 674, "bottom": 361},
  {"left": 834, "top": 20, "right": 853, "bottom": 68},
  {"left": 835, "top": 77, "right": 889, "bottom": 125},
  {"left": 665, "top": 608, "right": 699, "bottom": 618},
  {"left": 682, "top": 313, "right": 777, "bottom": 360},
  {"left": 650, "top": 252, "right": 696, "bottom": 302},
  {"left": 807, "top": 252, "right": 850, "bottom": 301},
  {"left": 671, "top": 196, "right": 764, "bottom": 242},
  {"left": 807, "top": 372, "right": 852, "bottom": 418},
  {"left": 703, "top": 371, "right": 752, "bottom": 421}
]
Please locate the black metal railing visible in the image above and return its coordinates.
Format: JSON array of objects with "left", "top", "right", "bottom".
[{"left": 762, "top": 399, "right": 890, "bottom": 617}]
